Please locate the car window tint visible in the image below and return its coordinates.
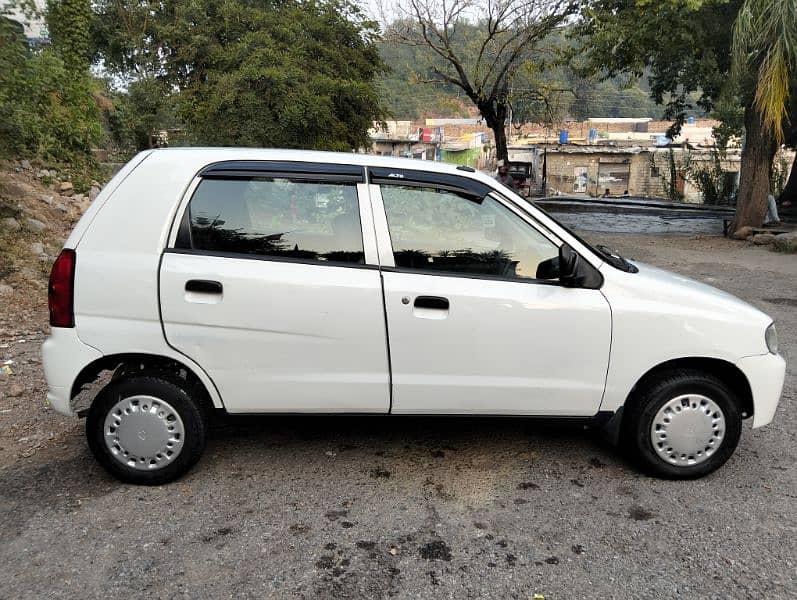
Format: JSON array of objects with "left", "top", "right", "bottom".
[
  {"left": 381, "top": 185, "right": 558, "bottom": 280},
  {"left": 188, "top": 178, "right": 364, "bottom": 264}
]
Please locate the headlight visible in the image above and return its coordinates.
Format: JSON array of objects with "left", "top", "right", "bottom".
[{"left": 765, "top": 323, "right": 779, "bottom": 354}]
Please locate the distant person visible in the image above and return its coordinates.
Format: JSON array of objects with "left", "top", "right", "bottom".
[
  {"left": 764, "top": 192, "right": 781, "bottom": 225},
  {"left": 496, "top": 165, "right": 515, "bottom": 189},
  {"left": 602, "top": 188, "right": 611, "bottom": 198},
  {"left": 622, "top": 190, "right": 630, "bottom": 197}
]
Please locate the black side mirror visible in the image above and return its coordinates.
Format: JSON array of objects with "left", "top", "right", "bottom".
[{"left": 536, "top": 243, "right": 580, "bottom": 286}]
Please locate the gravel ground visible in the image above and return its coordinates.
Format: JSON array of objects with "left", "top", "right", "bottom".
[{"left": 1, "top": 233, "right": 795, "bottom": 599}]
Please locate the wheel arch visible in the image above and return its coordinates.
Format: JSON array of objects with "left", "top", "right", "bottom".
[
  {"left": 626, "top": 357, "right": 753, "bottom": 418},
  {"left": 70, "top": 353, "right": 222, "bottom": 414},
  {"left": 602, "top": 356, "right": 754, "bottom": 444}
]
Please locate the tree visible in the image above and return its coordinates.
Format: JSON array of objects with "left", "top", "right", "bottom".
[
  {"left": 0, "top": 5, "right": 101, "bottom": 162},
  {"left": 47, "top": 0, "right": 92, "bottom": 74},
  {"left": 578, "top": 0, "right": 794, "bottom": 230},
  {"left": 388, "top": 0, "right": 579, "bottom": 162},
  {"left": 92, "top": 0, "right": 387, "bottom": 151},
  {"left": 730, "top": 0, "right": 797, "bottom": 228}
]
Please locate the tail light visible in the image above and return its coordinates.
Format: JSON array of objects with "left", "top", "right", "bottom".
[{"left": 48, "top": 249, "right": 76, "bottom": 327}]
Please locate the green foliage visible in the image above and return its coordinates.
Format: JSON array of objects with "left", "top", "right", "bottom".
[
  {"left": 0, "top": 16, "right": 102, "bottom": 163},
  {"left": 732, "top": 0, "right": 797, "bottom": 142},
  {"left": 577, "top": 0, "right": 743, "bottom": 133},
  {"left": 650, "top": 149, "right": 684, "bottom": 202},
  {"left": 47, "top": 0, "right": 92, "bottom": 73},
  {"left": 379, "top": 22, "right": 663, "bottom": 123},
  {"left": 93, "top": 0, "right": 387, "bottom": 151},
  {"left": 685, "top": 149, "right": 736, "bottom": 206},
  {"left": 105, "top": 77, "right": 178, "bottom": 154},
  {"left": 377, "top": 32, "right": 470, "bottom": 119}
]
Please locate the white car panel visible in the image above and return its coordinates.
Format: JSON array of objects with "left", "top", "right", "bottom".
[
  {"left": 160, "top": 253, "right": 390, "bottom": 413},
  {"left": 736, "top": 353, "right": 787, "bottom": 428},
  {"left": 382, "top": 271, "right": 612, "bottom": 415},
  {"left": 41, "top": 327, "right": 103, "bottom": 415},
  {"left": 599, "top": 261, "right": 774, "bottom": 413}
]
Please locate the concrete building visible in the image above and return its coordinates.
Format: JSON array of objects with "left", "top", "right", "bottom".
[
  {"left": 1, "top": 0, "right": 48, "bottom": 43},
  {"left": 540, "top": 145, "right": 742, "bottom": 202}
]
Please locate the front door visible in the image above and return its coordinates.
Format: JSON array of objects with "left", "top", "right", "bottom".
[
  {"left": 159, "top": 163, "right": 390, "bottom": 413},
  {"left": 371, "top": 172, "right": 612, "bottom": 416}
]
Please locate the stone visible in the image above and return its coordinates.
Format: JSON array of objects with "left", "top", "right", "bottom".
[
  {"left": 30, "top": 242, "right": 45, "bottom": 256},
  {"left": 732, "top": 226, "right": 754, "bottom": 240},
  {"left": 89, "top": 185, "right": 101, "bottom": 200},
  {"left": 773, "top": 232, "right": 797, "bottom": 253},
  {"left": 55, "top": 202, "right": 69, "bottom": 213},
  {"left": 2, "top": 217, "right": 20, "bottom": 231},
  {"left": 20, "top": 159, "right": 31, "bottom": 171},
  {"left": 0, "top": 283, "right": 13, "bottom": 296},
  {"left": 72, "top": 193, "right": 85, "bottom": 204},
  {"left": 25, "top": 218, "right": 46, "bottom": 232},
  {"left": 40, "top": 194, "right": 53, "bottom": 205},
  {"left": 59, "top": 181, "right": 74, "bottom": 196},
  {"left": 752, "top": 233, "right": 776, "bottom": 246},
  {"left": 8, "top": 383, "right": 23, "bottom": 398}
]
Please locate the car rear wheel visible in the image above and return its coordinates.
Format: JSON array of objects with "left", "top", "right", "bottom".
[
  {"left": 622, "top": 369, "right": 742, "bottom": 479},
  {"left": 86, "top": 374, "right": 207, "bottom": 485}
]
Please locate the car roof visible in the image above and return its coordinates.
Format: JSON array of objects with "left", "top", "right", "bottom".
[{"left": 149, "top": 147, "right": 487, "bottom": 179}]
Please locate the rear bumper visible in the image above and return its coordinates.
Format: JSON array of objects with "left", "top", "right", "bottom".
[
  {"left": 736, "top": 353, "right": 786, "bottom": 428},
  {"left": 42, "top": 328, "right": 102, "bottom": 416}
]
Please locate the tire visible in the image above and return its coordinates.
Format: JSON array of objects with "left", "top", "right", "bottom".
[
  {"left": 86, "top": 373, "right": 207, "bottom": 485},
  {"left": 621, "top": 369, "right": 742, "bottom": 479}
]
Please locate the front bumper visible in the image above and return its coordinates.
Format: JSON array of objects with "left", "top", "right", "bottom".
[
  {"left": 42, "top": 328, "right": 102, "bottom": 416},
  {"left": 736, "top": 353, "right": 786, "bottom": 428}
]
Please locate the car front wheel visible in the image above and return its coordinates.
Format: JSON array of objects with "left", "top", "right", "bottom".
[
  {"left": 622, "top": 369, "right": 743, "bottom": 479},
  {"left": 86, "top": 373, "right": 207, "bottom": 485}
]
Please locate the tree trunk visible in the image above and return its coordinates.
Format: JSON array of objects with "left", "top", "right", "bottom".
[
  {"left": 780, "top": 152, "right": 797, "bottom": 202},
  {"left": 478, "top": 101, "right": 509, "bottom": 164},
  {"left": 730, "top": 106, "right": 778, "bottom": 232},
  {"left": 492, "top": 122, "right": 508, "bottom": 163}
]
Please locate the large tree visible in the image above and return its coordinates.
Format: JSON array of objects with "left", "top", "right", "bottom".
[
  {"left": 577, "top": 0, "right": 793, "bottom": 230},
  {"left": 388, "top": 0, "right": 579, "bottom": 162},
  {"left": 730, "top": 0, "right": 797, "bottom": 228},
  {"left": 93, "top": 0, "right": 387, "bottom": 151}
]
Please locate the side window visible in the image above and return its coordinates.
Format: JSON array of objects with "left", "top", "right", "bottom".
[
  {"left": 381, "top": 185, "right": 558, "bottom": 280},
  {"left": 186, "top": 178, "right": 364, "bottom": 264}
]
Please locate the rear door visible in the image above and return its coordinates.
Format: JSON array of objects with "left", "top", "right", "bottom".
[
  {"left": 159, "top": 161, "right": 389, "bottom": 413},
  {"left": 369, "top": 168, "right": 612, "bottom": 416}
]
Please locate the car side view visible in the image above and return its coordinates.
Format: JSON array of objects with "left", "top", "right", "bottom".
[{"left": 42, "top": 149, "right": 786, "bottom": 484}]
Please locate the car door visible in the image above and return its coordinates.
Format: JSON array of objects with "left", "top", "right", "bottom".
[
  {"left": 368, "top": 167, "right": 612, "bottom": 416},
  {"left": 159, "top": 161, "right": 390, "bottom": 413}
]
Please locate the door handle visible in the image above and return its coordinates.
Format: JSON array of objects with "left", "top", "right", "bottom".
[
  {"left": 414, "top": 296, "right": 449, "bottom": 310},
  {"left": 185, "top": 279, "right": 223, "bottom": 294}
]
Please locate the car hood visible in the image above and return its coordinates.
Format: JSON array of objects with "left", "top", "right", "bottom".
[{"left": 622, "top": 260, "right": 772, "bottom": 328}]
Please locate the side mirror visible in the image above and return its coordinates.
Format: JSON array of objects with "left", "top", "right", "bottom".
[{"left": 535, "top": 243, "right": 580, "bottom": 286}]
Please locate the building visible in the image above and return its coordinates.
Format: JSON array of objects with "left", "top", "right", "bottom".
[
  {"left": 539, "top": 145, "right": 742, "bottom": 202},
  {"left": 1, "top": 0, "right": 48, "bottom": 43}
]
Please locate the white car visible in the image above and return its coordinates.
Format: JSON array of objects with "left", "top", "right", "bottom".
[{"left": 42, "top": 149, "right": 785, "bottom": 484}]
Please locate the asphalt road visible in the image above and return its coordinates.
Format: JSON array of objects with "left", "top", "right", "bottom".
[{"left": 1, "top": 233, "right": 795, "bottom": 599}]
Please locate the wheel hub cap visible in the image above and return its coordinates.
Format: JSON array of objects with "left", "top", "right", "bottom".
[
  {"left": 650, "top": 394, "right": 725, "bottom": 467},
  {"left": 104, "top": 395, "right": 185, "bottom": 470}
]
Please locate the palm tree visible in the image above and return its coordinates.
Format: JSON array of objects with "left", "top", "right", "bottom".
[{"left": 729, "top": 0, "right": 797, "bottom": 231}]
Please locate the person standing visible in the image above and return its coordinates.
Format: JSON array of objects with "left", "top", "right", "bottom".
[{"left": 496, "top": 164, "right": 515, "bottom": 189}]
